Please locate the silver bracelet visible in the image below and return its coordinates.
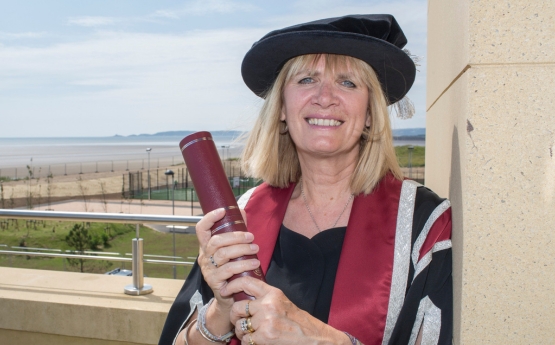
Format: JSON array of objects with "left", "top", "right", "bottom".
[
  {"left": 344, "top": 332, "right": 364, "bottom": 345},
  {"left": 182, "top": 319, "right": 197, "bottom": 345},
  {"left": 197, "top": 298, "right": 235, "bottom": 343}
]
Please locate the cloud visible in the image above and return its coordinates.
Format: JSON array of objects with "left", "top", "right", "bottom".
[
  {"left": 156, "top": 0, "right": 259, "bottom": 18},
  {"left": 68, "top": 1, "right": 260, "bottom": 29},
  {"left": 0, "top": 0, "right": 428, "bottom": 136},
  {"left": 0, "top": 31, "right": 46, "bottom": 40},
  {"left": 0, "top": 28, "right": 268, "bottom": 136},
  {"left": 151, "top": 10, "right": 180, "bottom": 19},
  {"left": 67, "top": 16, "right": 121, "bottom": 27}
]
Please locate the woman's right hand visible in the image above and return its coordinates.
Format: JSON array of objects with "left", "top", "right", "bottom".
[{"left": 196, "top": 208, "right": 261, "bottom": 312}]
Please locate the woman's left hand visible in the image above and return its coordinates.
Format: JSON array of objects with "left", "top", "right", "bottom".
[{"left": 224, "top": 276, "right": 347, "bottom": 345}]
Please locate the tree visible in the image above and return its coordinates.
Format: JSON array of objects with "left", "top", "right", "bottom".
[
  {"left": 0, "top": 182, "right": 4, "bottom": 209},
  {"left": 26, "top": 164, "right": 34, "bottom": 209},
  {"left": 76, "top": 176, "right": 88, "bottom": 212},
  {"left": 65, "top": 223, "right": 91, "bottom": 272},
  {"left": 99, "top": 180, "right": 108, "bottom": 212}
]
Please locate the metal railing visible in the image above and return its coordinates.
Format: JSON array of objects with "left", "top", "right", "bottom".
[{"left": 0, "top": 209, "right": 202, "bottom": 296}]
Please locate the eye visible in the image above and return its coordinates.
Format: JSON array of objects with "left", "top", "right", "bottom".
[
  {"left": 298, "top": 77, "right": 314, "bottom": 84},
  {"left": 341, "top": 80, "right": 356, "bottom": 88}
]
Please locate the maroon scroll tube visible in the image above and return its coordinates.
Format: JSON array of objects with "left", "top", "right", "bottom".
[{"left": 179, "top": 131, "right": 265, "bottom": 301}]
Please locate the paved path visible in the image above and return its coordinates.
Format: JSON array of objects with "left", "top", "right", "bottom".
[{"left": 31, "top": 198, "right": 203, "bottom": 216}]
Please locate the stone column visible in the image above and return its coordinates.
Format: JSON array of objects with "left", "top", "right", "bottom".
[{"left": 426, "top": 1, "right": 555, "bottom": 344}]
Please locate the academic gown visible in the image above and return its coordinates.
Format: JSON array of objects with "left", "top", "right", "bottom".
[{"left": 158, "top": 175, "right": 453, "bottom": 345}]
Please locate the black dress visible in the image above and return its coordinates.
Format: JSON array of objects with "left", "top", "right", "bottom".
[{"left": 266, "top": 224, "right": 346, "bottom": 324}]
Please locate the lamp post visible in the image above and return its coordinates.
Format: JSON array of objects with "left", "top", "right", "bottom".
[
  {"left": 408, "top": 145, "right": 414, "bottom": 179},
  {"left": 220, "top": 145, "right": 226, "bottom": 161},
  {"left": 221, "top": 145, "right": 230, "bottom": 178},
  {"left": 164, "top": 169, "right": 176, "bottom": 279},
  {"left": 146, "top": 148, "right": 152, "bottom": 200}
]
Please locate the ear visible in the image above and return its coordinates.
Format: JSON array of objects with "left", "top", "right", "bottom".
[
  {"left": 280, "top": 108, "right": 286, "bottom": 121},
  {"left": 365, "top": 112, "right": 371, "bottom": 127}
]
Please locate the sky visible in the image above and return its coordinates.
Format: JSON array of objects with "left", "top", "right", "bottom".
[{"left": 0, "top": 0, "right": 427, "bottom": 137}]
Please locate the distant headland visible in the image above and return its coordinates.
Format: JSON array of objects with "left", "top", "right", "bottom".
[{"left": 116, "top": 128, "right": 426, "bottom": 140}]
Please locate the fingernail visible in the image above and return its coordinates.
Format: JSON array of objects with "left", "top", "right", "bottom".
[
  {"left": 250, "top": 244, "right": 259, "bottom": 251},
  {"left": 251, "top": 259, "right": 260, "bottom": 267},
  {"left": 214, "top": 208, "right": 225, "bottom": 215},
  {"left": 245, "top": 232, "right": 254, "bottom": 241}
]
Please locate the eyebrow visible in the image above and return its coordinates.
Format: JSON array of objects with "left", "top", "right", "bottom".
[
  {"left": 293, "top": 70, "right": 355, "bottom": 79},
  {"left": 337, "top": 73, "right": 354, "bottom": 80}
]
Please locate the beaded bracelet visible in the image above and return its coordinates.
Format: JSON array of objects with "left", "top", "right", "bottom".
[
  {"left": 197, "top": 298, "right": 235, "bottom": 343},
  {"left": 344, "top": 332, "right": 364, "bottom": 345},
  {"left": 182, "top": 319, "right": 197, "bottom": 345}
]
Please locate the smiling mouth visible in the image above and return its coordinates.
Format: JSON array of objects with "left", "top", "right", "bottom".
[{"left": 306, "top": 118, "right": 343, "bottom": 127}]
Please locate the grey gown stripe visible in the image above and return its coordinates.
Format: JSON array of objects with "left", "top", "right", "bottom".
[
  {"left": 171, "top": 290, "right": 204, "bottom": 345},
  {"left": 408, "top": 296, "right": 442, "bottom": 345},
  {"left": 411, "top": 200, "right": 451, "bottom": 269},
  {"left": 412, "top": 240, "right": 452, "bottom": 283},
  {"left": 237, "top": 186, "right": 258, "bottom": 209},
  {"left": 381, "top": 180, "right": 418, "bottom": 345}
]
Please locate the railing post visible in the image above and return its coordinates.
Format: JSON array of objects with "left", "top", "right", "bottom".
[{"left": 124, "top": 224, "right": 153, "bottom": 296}]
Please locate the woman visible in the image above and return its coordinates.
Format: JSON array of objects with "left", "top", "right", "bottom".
[{"left": 159, "top": 15, "right": 452, "bottom": 345}]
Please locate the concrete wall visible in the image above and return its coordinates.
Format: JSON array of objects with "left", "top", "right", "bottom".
[
  {"left": 0, "top": 267, "right": 183, "bottom": 345},
  {"left": 426, "top": 1, "right": 555, "bottom": 344}
]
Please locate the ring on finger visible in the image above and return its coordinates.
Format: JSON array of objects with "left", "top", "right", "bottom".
[
  {"left": 246, "top": 318, "right": 255, "bottom": 333},
  {"left": 245, "top": 301, "right": 251, "bottom": 317},
  {"left": 240, "top": 318, "right": 249, "bottom": 333},
  {"left": 209, "top": 255, "right": 218, "bottom": 268},
  {"left": 248, "top": 334, "right": 255, "bottom": 345}
]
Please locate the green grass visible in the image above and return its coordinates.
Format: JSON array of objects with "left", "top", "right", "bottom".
[
  {"left": 395, "top": 145, "right": 425, "bottom": 167},
  {"left": 0, "top": 220, "right": 199, "bottom": 279}
]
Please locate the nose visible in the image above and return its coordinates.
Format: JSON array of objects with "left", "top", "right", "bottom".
[{"left": 312, "top": 81, "right": 338, "bottom": 108}]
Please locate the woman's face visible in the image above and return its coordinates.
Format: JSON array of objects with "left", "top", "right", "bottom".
[{"left": 280, "top": 56, "right": 371, "bottom": 160}]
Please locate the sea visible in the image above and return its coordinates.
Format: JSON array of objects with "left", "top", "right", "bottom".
[{"left": 0, "top": 133, "right": 424, "bottom": 178}]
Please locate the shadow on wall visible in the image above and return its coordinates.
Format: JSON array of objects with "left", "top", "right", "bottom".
[{"left": 450, "top": 126, "right": 463, "bottom": 343}]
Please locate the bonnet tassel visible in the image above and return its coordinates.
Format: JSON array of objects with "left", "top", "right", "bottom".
[
  {"left": 390, "top": 49, "right": 421, "bottom": 120},
  {"left": 390, "top": 96, "right": 416, "bottom": 120}
]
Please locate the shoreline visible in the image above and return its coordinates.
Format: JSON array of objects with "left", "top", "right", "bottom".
[{"left": 0, "top": 137, "right": 424, "bottom": 178}]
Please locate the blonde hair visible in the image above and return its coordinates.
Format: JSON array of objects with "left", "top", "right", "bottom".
[{"left": 241, "top": 54, "right": 403, "bottom": 195}]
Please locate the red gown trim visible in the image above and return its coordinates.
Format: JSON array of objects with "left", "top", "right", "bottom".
[
  {"left": 240, "top": 175, "right": 403, "bottom": 345},
  {"left": 418, "top": 208, "right": 452, "bottom": 261}
]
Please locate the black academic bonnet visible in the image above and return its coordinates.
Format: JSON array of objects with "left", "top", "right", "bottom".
[{"left": 241, "top": 14, "right": 416, "bottom": 104}]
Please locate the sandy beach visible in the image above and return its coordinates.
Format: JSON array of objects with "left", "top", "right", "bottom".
[{"left": 0, "top": 135, "right": 424, "bottom": 210}]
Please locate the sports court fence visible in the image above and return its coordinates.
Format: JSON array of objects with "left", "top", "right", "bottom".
[
  {"left": 0, "top": 155, "right": 184, "bottom": 181},
  {"left": 123, "top": 160, "right": 262, "bottom": 201}
]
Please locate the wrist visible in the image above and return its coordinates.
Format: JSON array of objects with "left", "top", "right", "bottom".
[
  {"left": 209, "top": 297, "right": 232, "bottom": 318},
  {"left": 197, "top": 298, "right": 235, "bottom": 343},
  {"left": 307, "top": 314, "right": 354, "bottom": 345}
]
